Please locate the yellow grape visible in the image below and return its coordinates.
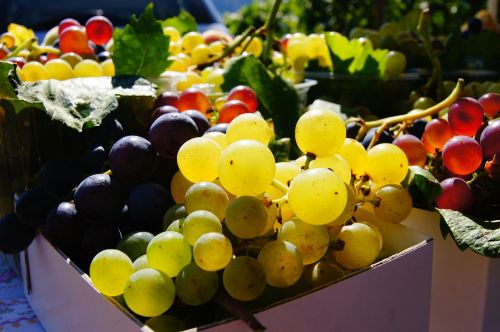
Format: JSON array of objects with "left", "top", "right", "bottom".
[
  {"left": 328, "top": 183, "right": 356, "bottom": 227},
  {"left": 258, "top": 240, "right": 303, "bottom": 287},
  {"left": 176, "top": 71, "right": 202, "bottom": 91},
  {"left": 209, "top": 41, "right": 225, "bottom": 56},
  {"left": 206, "top": 68, "right": 224, "bottom": 92},
  {"left": 183, "top": 210, "right": 222, "bottom": 245},
  {"left": 294, "top": 155, "right": 307, "bottom": 168},
  {"left": 225, "top": 196, "right": 267, "bottom": 239},
  {"left": 101, "top": 59, "right": 115, "bottom": 76},
  {"left": 163, "top": 26, "right": 181, "bottom": 42},
  {"left": 147, "top": 231, "right": 192, "bottom": 277},
  {"left": 73, "top": 59, "right": 103, "bottom": 77},
  {"left": 184, "top": 182, "right": 229, "bottom": 221},
  {"left": 181, "top": 32, "right": 204, "bottom": 53},
  {"left": 359, "top": 221, "right": 384, "bottom": 250},
  {"left": 169, "top": 41, "right": 181, "bottom": 55},
  {"left": 287, "top": 39, "right": 308, "bottom": 62},
  {"left": 177, "top": 53, "right": 193, "bottom": 66},
  {"left": 339, "top": 138, "right": 368, "bottom": 176},
  {"left": 373, "top": 184, "right": 412, "bottom": 223},
  {"left": 191, "top": 44, "right": 210, "bottom": 65},
  {"left": 245, "top": 37, "right": 263, "bottom": 57},
  {"left": 309, "top": 154, "right": 351, "bottom": 183},
  {"left": 203, "top": 131, "right": 227, "bottom": 149},
  {"left": 193, "top": 232, "right": 233, "bottom": 271},
  {"left": 44, "top": 59, "right": 73, "bottom": 80},
  {"left": 132, "top": 255, "right": 150, "bottom": 271},
  {"left": 167, "top": 56, "right": 188, "bottom": 72},
  {"left": 226, "top": 113, "right": 271, "bottom": 145},
  {"left": 1, "top": 32, "right": 15, "bottom": 48},
  {"left": 223, "top": 256, "right": 266, "bottom": 301},
  {"left": 177, "top": 137, "right": 222, "bottom": 182},
  {"left": 260, "top": 203, "right": 278, "bottom": 236},
  {"left": 89, "top": 249, "right": 134, "bottom": 296},
  {"left": 366, "top": 143, "right": 409, "bottom": 185},
  {"left": 305, "top": 34, "right": 328, "bottom": 59},
  {"left": 266, "top": 162, "right": 301, "bottom": 199},
  {"left": 21, "top": 61, "right": 49, "bottom": 82},
  {"left": 170, "top": 170, "right": 193, "bottom": 204}
]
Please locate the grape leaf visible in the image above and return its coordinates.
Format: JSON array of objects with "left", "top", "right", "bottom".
[
  {"left": 324, "top": 32, "right": 354, "bottom": 74},
  {"left": 437, "top": 209, "right": 500, "bottom": 257},
  {"left": 162, "top": 10, "right": 198, "bottom": 34},
  {"left": 112, "top": 3, "right": 170, "bottom": 77},
  {"left": 0, "top": 62, "right": 19, "bottom": 99},
  {"left": 404, "top": 166, "right": 442, "bottom": 210}
]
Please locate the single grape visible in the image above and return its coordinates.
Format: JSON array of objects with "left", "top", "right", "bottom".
[
  {"left": 266, "top": 162, "right": 301, "bottom": 199},
  {"left": 58, "top": 18, "right": 81, "bottom": 35},
  {"left": 190, "top": 44, "right": 210, "bottom": 65},
  {"left": 178, "top": 137, "right": 221, "bottom": 182},
  {"left": 218, "top": 100, "right": 249, "bottom": 123},
  {"left": 309, "top": 154, "right": 351, "bottom": 183},
  {"left": 44, "top": 202, "right": 82, "bottom": 253},
  {"left": 175, "top": 262, "right": 219, "bottom": 305},
  {"left": 361, "top": 127, "right": 394, "bottom": 148},
  {"left": 435, "top": 177, "right": 474, "bottom": 212},
  {"left": 193, "top": 232, "right": 233, "bottom": 271},
  {"left": 339, "top": 138, "right": 367, "bottom": 176},
  {"left": 127, "top": 183, "right": 172, "bottom": 234},
  {"left": 333, "top": 222, "right": 380, "bottom": 270},
  {"left": 258, "top": 240, "right": 303, "bottom": 287},
  {"left": 170, "top": 171, "right": 193, "bottom": 204},
  {"left": 21, "top": 61, "right": 49, "bottom": 82},
  {"left": 89, "top": 249, "right": 134, "bottom": 296},
  {"left": 132, "top": 255, "right": 150, "bottom": 271},
  {"left": 385, "top": 50, "right": 406, "bottom": 76},
  {"left": 147, "top": 231, "right": 191, "bottom": 277},
  {"left": 101, "top": 59, "right": 115, "bottom": 76},
  {"left": 16, "top": 186, "right": 59, "bottom": 227},
  {"left": 183, "top": 210, "right": 222, "bottom": 245},
  {"left": 302, "top": 260, "right": 345, "bottom": 288},
  {"left": 184, "top": 182, "right": 229, "bottom": 221},
  {"left": 448, "top": 97, "right": 484, "bottom": 137},
  {"left": 366, "top": 143, "right": 409, "bottom": 185},
  {"left": 225, "top": 196, "right": 267, "bottom": 239},
  {"left": 423, "top": 119, "right": 453, "bottom": 151},
  {"left": 59, "top": 26, "right": 89, "bottom": 54},
  {"left": 178, "top": 88, "right": 212, "bottom": 115},
  {"left": 44, "top": 59, "right": 73, "bottom": 80},
  {"left": 149, "top": 113, "right": 198, "bottom": 159},
  {"left": 413, "top": 97, "right": 435, "bottom": 110},
  {"left": 154, "top": 91, "right": 180, "bottom": 110},
  {"left": 227, "top": 86, "right": 258, "bottom": 113},
  {"left": 85, "top": 16, "right": 113, "bottom": 46},
  {"left": 0, "top": 32, "right": 15, "bottom": 48},
  {"left": 442, "top": 136, "right": 483, "bottom": 175},
  {"left": 205, "top": 123, "right": 228, "bottom": 134},
  {"left": 162, "top": 204, "right": 187, "bottom": 229},
  {"left": 166, "top": 218, "right": 185, "bottom": 233},
  {"left": 345, "top": 122, "right": 361, "bottom": 139},
  {"left": 73, "top": 59, "right": 103, "bottom": 77},
  {"left": 223, "top": 256, "right": 266, "bottom": 301},
  {"left": 145, "top": 315, "right": 188, "bottom": 332},
  {"left": 117, "top": 232, "right": 154, "bottom": 262},
  {"left": 479, "top": 120, "right": 500, "bottom": 157},
  {"left": 203, "top": 131, "right": 228, "bottom": 149},
  {"left": 181, "top": 32, "right": 204, "bottom": 53},
  {"left": 407, "top": 118, "right": 428, "bottom": 139},
  {"left": 226, "top": 113, "right": 271, "bottom": 144},
  {"left": 151, "top": 106, "right": 180, "bottom": 124},
  {"left": 479, "top": 93, "right": 500, "bottom": 118},
  {"left": 182, "top": 110, "right": 210, "bottom": 134},
  {"left": 327, "top": 183, "right": 356, "bottom": 227},
  {"left": 0, "top": 213, "right": 36, "bottom": 254},
  {"left": 163, "top": 26, "right": 181, "bottom": 41},
  {"left": 392, "top": 134, "right": 427, "bottom": 167},
  {"left": 373, "top": 184, "right": 413, "bottom": 223},
  {"left": 176, "top": 71, "right": 202, "bottom": 91}
]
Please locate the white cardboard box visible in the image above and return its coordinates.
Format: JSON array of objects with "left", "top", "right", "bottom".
[
  {"left": 403, "top": 209, "right": 500, "bottom": 332},
  {"left": 21, "top": 209, "right": 433, "bottom": 332}
]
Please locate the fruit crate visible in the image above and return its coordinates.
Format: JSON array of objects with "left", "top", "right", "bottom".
[
  {"left": 403, "top": 209, "right": 500, "bottom": 332},
  {"left": 20, "top": 209, "right": 432, "bottom": 332}
]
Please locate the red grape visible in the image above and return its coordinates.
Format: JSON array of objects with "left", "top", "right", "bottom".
[
  {"left": 448, "top": 97, "right": 484, "bottom": 137},
  {"left": 479, "top": 120, "right": 500, "bottom": 157},
  {"left": 178, "top": 88, "right": 212, "bottom": 115},
  {"left": 227, "top": 85, "right": 258, "bottom": 113},
  {"left": 0, "top": 46, "right": 9, "bottom": 60},
  {"left": 280, "top": 34, "right": 292, "bottom": 53},
  {"left": 217, "top": 100, "right": 249, "bottom": 123},
  {"left": 59, "top": 26, "right": 89, "bottom": 54},
  {"left": 392, "top": 134, "right": 427, "bottom": 167},
  {"left": 58, "top": 18, "right": 81, "bottom": 35},
  {"left": 485, "top": 155, "right": 500, "bottom": 180},
  {"left": 442, "top": 136, "right": 483, "bottom": 175},
  {"left": 151, "top": 105, "right": 179, "bottom": 123},
  {"left": 423, "top": 118, "right": 453, "bottom": 150},
  {"left": 479, "top": 93, "right": 500, "bottom": 118},
  {"left": 6, "top": 56, "right": 25, "bottom": 68},
  {"left": 154, "top": 91, "right": 180, "bottom": 110},
  {"left": 85, "top": 16, "right": 113, "bottom": 46},
  {"left": 435, "top": 177, "right": 474, "bottom": 212},
  {"left": 421, "top": 134, "right": 436, "bottom": 154}
]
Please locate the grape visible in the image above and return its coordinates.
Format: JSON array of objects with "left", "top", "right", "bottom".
[
  {"left": 151, "top": 106, "right": 180, "bottom": 124},
  {"left": 302, "top": 260, "right": 345, "bottom": 288},
  {"left": 165, "top": 218, "right": 185, "bottom": 233},
  {"left": 89, "top": 249, "right": 134, "bottom": 296},
  {"left": 218, "top": 100, "right": 249, "bottom": 123},
  {"left": 146, "top": 315, "right": 188, "bottom": 332},
  {"left": 365, "top": 143, "right": 409, "bottom": 185},
  {"left": 359, "top": 221, "right": 383, "bottom": 250},
  {"left": 101, "top": 59, "right": 115, "bottom": 76},
  {"left": 278, "top": 218, "right": 329, "bottom": 265},
  {"left": 73, "top": 59, "right": 103, "bottom": 77},
  {"left": 206, "top": 68, "right": 225, "bottom": 92},
  {"left": 182, "top": 110, "right": 210, "bottom": 134},
  {"left": 295, "top": 109, "right": 346, "bottom": 156},
  {"left": 442, "top": 136, "right": 482, "bottom": 175},
  {"left": 85, "top": 16, "right": 113, "bottom": 46},
  {"left": 21, "top": 61, "right": 49, "bottom": 81},
  {"left": 226, "top": 113, "right": 271, "bottom": 144},
  {"left": 0, "top": 213, "right": 36, "bottom": 254},
  {"left": 258, "top": 240, "right": 303, "bottom": 287},
  {"left": 117, "top": 232, "right": 154, "bottom": 262},
  {"left": 162, "top": 204, "right": 187, "bottom": 229},
  {"left": 373, "top": 184, "right": 413, "bottom": 223},
  {"left": 149, "top": 113, "right": 198, "bottom": 159},
  {"left": 205, "top": 123, "right": 228, "bottom": 134},
  {"left": 132, "top": 255, "right": 150, "bottom": 271},
  {"left": 361, "top": 127, "right": 393, "bottom": 148},
  {"left": 181, "top": 32, "right": 204, "bottom": 53},
  {"left": 97, "top": 116, "right": 124, "bottom": 147},
  {"left": 0, "top": 32, "right": 15, "bottom": 48},
  {"left": 223, "top": 256, "right": 266, "bottom": 301},
  {"left": 175, "top": 262, "right": 219, "bottom": 305},
  {"left": 479, "top": 120, "right": 500, "bottom": 157},
  {"left": 59, "top": 26, "right": 89, "bottom": 54},
  {"left": 183, "top": 210, "right": 222, "bottom": 245},
  {"left": 6, "top": 56, "right": 26, "bottom": 69},
  {"left": 81, "top": 145, "right": 107, "bottom": 173},
  {"left": 82, "top": 224, "right": 122, "bottom": 264},
  {"left": 124, "top": 268, "right": 175, "bottom": 317},
  {"left": 328, "top": 183, "right": 356, "bottom": 227},
  {"left": 448, "top": 97, "right": 485, "bottom": 137},
  {"left": 309, "top": 154, "right": 351, "bottom": 183},
  {"left": 219, "top": 140, "right": 276, "bottom": 196},
  {"left": 479, "top": 93, "right": 500, "bottom": 118},
  {"left": 435, "top": 177, "right": 474, "bottom": 212},
  {"left": 178, "top": 88, "right": 212, "bottom": 115},
  {"left": 109, "top": 136, "right": 157, "bottom": 186},
  {"left": 44, "top": 202, "right": 82, "bottom": 253},
  {"left": 154, "top": 91, "right": 180, "bottom": 110},
  {"left": 39, "top": 159, "right": 83, "bottom": 198},
  {"left": 58, "top": 18, "right": 81, "bottom": 35},
  {"left": 16, "top": 186, "right": 59, "bottom": 227},
  {"left": 97, "top": 51, "right": 111, "bottom": 62},
  {"left": 177, "top": 137, "right": 222, "bottom": 182},
  {"left": 305, "top": 33, "right": 328, "bottom": 59},
  {"left": 287, "top": 38, "right": 308, "bottom": 62},
  {"left": 45, "top": 59, "right": 73, "bottom": 80},
  {"left": 407, "top": 118, "right": 427, "bottom": 139},
  {"left": 170, "top": 171, "right": 193, "bottom": 204},
  {"left": 339, "top": 138, "right": 367, "bottom": 176},
  {"left": 203, "top": 131, "right": 228, "bottom": 149},
  {"left": 423, "top": 119, "right": 453, "bottom": 151},
  {"left": 225, "top": 196, "right": 267, "bottom": 239},
  {"left": 345, "top": 122, "right": 361, "bottom": 139},
  {"left": 288, "top": 168, "right": 347, "bottom": 225},
  {"left": 266, "top": 162, "right": 301, "bottom": 199},
  {"left": 163, "top": 26, "right": 181, "bottom": 41},
  {"left": 227, "top": 86, "right": 258, "bottom": 113},
  {"left": 127, "top": 183, "right": 172, "bottom": 234},
  {"left": 392, "top": 134, "right": 427, "bottom": 167},
  {"left": 413, "top": 97, "right": 435, "bottom": 110},
  {"left": 193, "top": 232, "right": 232, "bottom": 271},
  {"left": 184, "top": 182, "right": 229, "bottom": 221},
  {"left": 333, "top": 222, "right": 380, "bottom": 270},
  {"left": 147, "top": 231, "right": 192, "bottom": 277},
  {"left": 384, "top": 51, "right": 406, "bottom": 76},
  {"left": 58, "top": 53, "right": 82, "bottom": 68},
  {"left": 260, "top": 203, "right": 278, "bottom": 235},
  {"left": 190, "top": 44, "right": 210, "bottom": 65},
  {"left": 176, "top": 71, "right": 202, "bottom": 91}
]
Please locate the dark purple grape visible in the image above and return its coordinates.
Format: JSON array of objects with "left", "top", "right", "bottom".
[
  {"left": 182, "top": 110, "right": 210, "bottom": 134},
  {"left": 151, "top": 105, "right": 179, "bottom": 123},
  {"left": 151, "top": 156, "right": 179, "bottom": 188},
  {"left": 16, "top": 186, "right": 60, "bottom": 227},
  {"left": 153, "top": 91, "right": 179, "bottom": 110},
  {"left": 362, "top": 127, "right": 393, "bottom": 148},
  {"left": 435, "top": 177, "right": 474, "bottom": 213},
  {"left": 480, "top": 120, "right": 500, "bottom": 157},
  {"left": 346, "top": 122, "right": 361, "bottom": 139},
  {"left": 98, "top": 117, "right": 124, "bottom": 147},
  {"left": 205, "top": 123, "right": 228, "bottom": 134},
  {"left": 0, "top": 213, "right": 36, "bottom": 254},
  {"left": 127, "top": 183, "right": 172, "bottom": 233},
  {"left": 81, "top": 146, "right": 107, "bottom": 173},
  {"left": 39, "top": 160, "right": 83, "bottom": 198},
  {"left": 149, "top": 113, "right": 198, "bottom": 159},
  {"left": 109, "top": 136, "right": 157, "bottom": 186},
  {"left": 408, "top": 118, "right": 428, "bottom": 139},
  {"left": 44, "top": 202, "right": 82, "bottom": 252}
]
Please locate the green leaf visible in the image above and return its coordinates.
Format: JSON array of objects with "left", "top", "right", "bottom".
[
  {"left": 222, "top": 56, "right": 300, "bottom": 154},
  {"left": 437, "top": 209, "right": 500, "bottom": 257},
  {"left": 112, "top": 3, "right": 170, "bottom": 78},
  {"left": 324, "top": 32, "right": 354, "bottom": 74},
  {"left": 162, "top": 10, "right": 198, "bottom": 35},
  {"left": 0, "top": 62, "right": 20, "bottom": 99},
  {"left": 404, "top": 166, "right": 442, "bottom": 210}
]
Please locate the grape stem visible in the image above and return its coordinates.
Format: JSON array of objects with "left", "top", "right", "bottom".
[
  {"left": 270, "top": 178, "right": 289, "bottom": 194},
  {"left": 303, "top": 153, "right": 316, "bottom": 170},
  {"left": 205, "top": 26, "right": 256, "bottom": 65},
  {"left": 262, "top": 0, "right": 283, "bottom": 66},
  {"left": 9, "top": 37, "right": 37, "bottom": 58},
  {"left": 214, "top": 290, "right": 266, "bottom": 331}
]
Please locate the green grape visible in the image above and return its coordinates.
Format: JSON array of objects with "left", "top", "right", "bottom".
[
  {"left": 162, "top": 204, "right": 187, "bottom": 230},
  {"left": 373, "top": 184, "right": 412, "bottom": 223},
  {"left": 359, "top": 221, "right": 383, "bottom": 250},
  {"left": 132, "top": 255, "right": 149, "bottom": 271},
  {"left": 21, "top": 61, "right": 49, "bottom": 82},
  {"left": 178, "top": 137, "right": 222, "bottom": 183},
  {"left": 175, "top": 262, "right": 219, "bottom": 305},
  {"left": 101, "top": 59, "right": 115, "bottom": 76},
  {"left": 184, "top": 182, "right": 229, "bottom": 221},
  {"left": 181, "top": 32, "right": 204, "bottom": 53},
  {"left": 333, "top": 222, "right": 380, "bottom": 270},
  {"left": 303, "top": 260, "right": 345, "bottom": 288},
  {"left": 295, "top": 109, "right": 346, "bottom": 156},
  {"left": 73, "top": 59, "right": 103, "bottom": 77},
  {"left": 339, "top": 138, "right": 368, "bottom": 176},
  {"left": 89, "top": 249, "right": 134, "bottom": 296},
  {"left": 384, "top": 51, "right": 406, "bottom": 76},
  {"left": 366, "top": 143, "right": 409, "bottom": 185},
  {"left": 266, "top": 162, "right": 301, "bottom": 199},
  {"left": 203, "top": 131, "right": 227, "bottom": 149},
  {"left": 123, "top": 268, "right": 175, "bottom": 317},
  {"left": 288, "top": 168, "right": 347, "bottom": 225},
  {"left": 117, "top": 231, "right": 154, "bottom": 261},
  {"left": 183, "top": 210, "right": 222, "bottom": 245},
  {"left": 44, "top": 59, "right": 73, "bottom": 80},
  {"left": 193, "top": 232, "right": 233, "bottom": 271},
  {"left": 170, "top": 171, "right": 193, "bottom": 204},
  {"left": 219, "top": 140, "right": 276, "bottom": 196},
  {"left": 60, "top": 52, "right": 83, "bottom": 67},
  {"left": 328, "top": 183, "right": 356, "bottom": 227},
  {"left": 191, "top": 44, "right": 210, "bottom": 65},
  {"left": 309, "top": 154, "right": 351, "bottom": 183},
  {"left": 413, "top": 96, "right": 435, "bottom": 110},
  {"left": 146, "top": 315, "right": 188, "bottom": 332},
  {"left": 223, "top": 256, "right": 266, "bottom": 301},
  {"left": 260, "top": 203, "right": 278, "bottom": 236},
  {"left": 166, "top": 218, "right": 185, "bottom": 233},
  {"left": 258, "top": 240, "right": 303, "bottom": 287},
  {"left": 278, "top": 218, "right": 329, "bottom": 265},
  {"left": 147, "top": 231, "right": 192, "bottom": 277},
  {"left": 226, "top": 113, "right": 271, "bottom": 145},
  {"left": 225, "top": 196, "right": 267, "bottom": 239},
  {"left": 206, "top": 67, "right": 225, "bottom": 92}
]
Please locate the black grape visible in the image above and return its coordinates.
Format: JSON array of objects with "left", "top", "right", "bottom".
[
  {"left": 39, "top": 160, "right": 83, "bottom": 198},
  {"left": 44, "top": 202, "right": 82, "bottom": 254},
  {"left": 346, "top": 122, "right": 361, "bottom": 139},
  {"left": 16, "top": 186, "right": 59, "bottom": 227},
  {"left": 150, "top": 156, "right": 179, "bottom": 188},
  {"left": 408, "top": 119, "right": 428, "bottom": 139},
  {"left": 127, "top": 183, "right": 172, "bottom": 233},
  {"left": 182, "top": 110, "right": 210, "bottom": 134},
  {"left": 362, "top": 127, "right": 394, "bottom": 148},
  {"left": 81, "top": 146, "right": 107, "bottom": 173},
  {"left": 205, "top": 123, "right": 228, "bottom": 134},
  {"left": 151, "top": 105, "right": 179, "bottom": 124},
  {"left": 149, "top": 113, "right": 198, "bottom": 159},
  {"left": 80, "top": 224, "right": 122, "bottom": 271},
  {"left": 0, "top": 213, "right": 36, "bottom": 254}
]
